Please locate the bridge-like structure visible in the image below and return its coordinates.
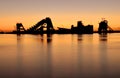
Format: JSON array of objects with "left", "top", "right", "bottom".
[{"left": 16, "top": 17, "right": 54, "bottom": 34}]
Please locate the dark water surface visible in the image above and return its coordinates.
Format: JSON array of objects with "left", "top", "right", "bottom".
[{"left": 0, "top": 33, "right": 120, "bottom": 78}]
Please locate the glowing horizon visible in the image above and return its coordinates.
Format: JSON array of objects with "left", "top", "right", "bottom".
[{"left": 0, "top": 0, "right": 120, "bottom": 31}]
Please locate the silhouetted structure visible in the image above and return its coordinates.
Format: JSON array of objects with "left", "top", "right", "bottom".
[
  {"left": 84, "top": 25, "right": 93, "bottom": 34},
  {"left": 27, "top": 17, "right": 54, "bottom": 34},
  {"left": 77, "top": 21, "right": 84, "bottom": 34},
  {"left": 71, "top": 21, "right": 93, "bottom": 34},
  {"left": 11, "top": 17, "right": 117, "bottom": 35},
  {"left": 16, "top": 23, "right": 26, "bottom": 34},
  {"left": 98, "top": 20, "right": 108, "bottom": 34},
  {"left": 57, "top": 27, "right": 71, "bottom": 34},
  {"left": 16, "top": 17, "right": 54, "bottom": 34}
]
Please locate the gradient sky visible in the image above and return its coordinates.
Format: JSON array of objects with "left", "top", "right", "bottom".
[{"left": 0, "top": 0, "right": 120, "bottom": 31}]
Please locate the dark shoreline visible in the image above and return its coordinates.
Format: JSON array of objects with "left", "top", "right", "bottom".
[{"left": 0, "top": 30, "right": 120, "bottom": 34}]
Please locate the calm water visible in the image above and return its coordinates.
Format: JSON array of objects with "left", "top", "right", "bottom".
[{"left": 0, "top": 33, "right": 120, "bottom": 78}]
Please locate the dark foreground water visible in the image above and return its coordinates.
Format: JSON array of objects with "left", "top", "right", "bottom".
[{"left": 0, "top": 33, "right": 120, "bottom": 78}]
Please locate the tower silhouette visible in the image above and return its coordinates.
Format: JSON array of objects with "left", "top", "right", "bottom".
[{"left": 98, "top": 20, "right": 108, "bottom": 34}]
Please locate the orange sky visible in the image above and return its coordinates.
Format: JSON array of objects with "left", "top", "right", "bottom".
[
  {"left": 0, "top": 0, "right": 120, "bottom": 31},
  {"left": 1, "top": 13, "right": 120, "bottom": 31}
]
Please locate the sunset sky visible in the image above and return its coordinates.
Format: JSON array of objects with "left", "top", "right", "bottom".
[{"left": 0, "top": 0, "right": 120, "bottom": 31}]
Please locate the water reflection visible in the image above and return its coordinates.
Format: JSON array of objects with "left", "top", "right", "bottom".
[
  {"left": 77, "top": 35, "right": 84, "bottom": 78},
  {"left": 77, "top": 34, "right": 95, "bottom": 78},
  {"left": 0, "top": 34, "right": 120, "bottom": 78},
  {"left": 47, "top": 34, "right": 52, "bottom": 43},
  {"left": 39, "top": 34, "right": 53, "bottom": 78},
  {"left": 99, "top": 34, "right": 108, "bottom": 78},
  {"left": 43, "top": 34, "right": 52, "bottom": 78},
  {"left": 77, "top": 34, "right": 82, "bottom": 41},
  {"left": 39, "top": 34, "right": 44, "bottom": 42},
  {"left": 17, "top": 35, "right": 23, "bottom": 78},
  {"left": 99, "top": 34, "right": 107, "bottom": 41},
  {"left": 16, "top": 34, "right": 53, "bottom": 78},
  {"left": 40, "top": 34, "right": 52, "bottom": 43}
]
